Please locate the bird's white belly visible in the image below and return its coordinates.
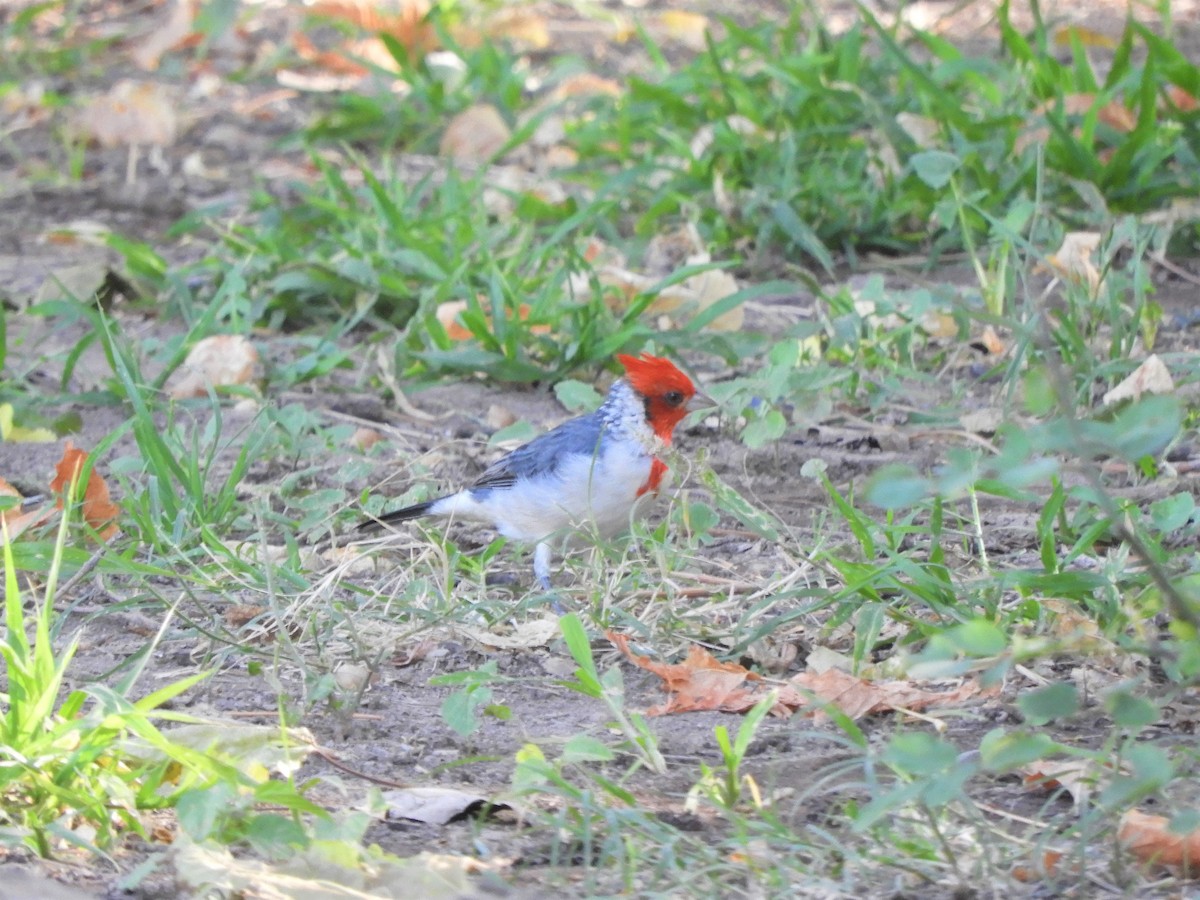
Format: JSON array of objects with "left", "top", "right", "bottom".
[{"left": 475, "top": 444, "right": 654, "bottom": 542}]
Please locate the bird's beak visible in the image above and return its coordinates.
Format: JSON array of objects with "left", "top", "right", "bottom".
[{"left": 687, "top": 391, "right": 716, "bottom": 413}]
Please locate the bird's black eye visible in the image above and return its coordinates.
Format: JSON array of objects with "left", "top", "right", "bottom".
[{"left": 663, "top": 390, "right": 685, "bottom": 407}]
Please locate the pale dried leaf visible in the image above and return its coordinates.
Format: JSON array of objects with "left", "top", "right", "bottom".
[
  {"left": 1022, "top": 758, "right": 1105, "bottom": 813},
  {"left": 168, "top": 335, "right": 259, "bottom": 399},
  {"left": 457, "top": 616, "right": 560, "bottom": 650},
  {"left": 689, "top": 114, "right": 762, "bottom": 159},
  {"left": 656, "top": 10, "right": 709, "bottom": 50},
  {"left": 1102, "top": 354, "right": 1175, "bottom": 406},
  {"left": 896, "top": 112, "right": 941, "bottom": 149},
  {"left": 383, "top": 786, "right": 500, "bottom": 824},
  {"left": 129, "top": 0, "right": 196, "bottom": 71},
  {"left": 440, "top": 103, "right": 511, "bottom": 163},
  {"left": 1045, "top": 231, "right": 1103, "bottom": 294},
  {"left": 960, "top": 408, "right": 1003, "bottom": 434}
]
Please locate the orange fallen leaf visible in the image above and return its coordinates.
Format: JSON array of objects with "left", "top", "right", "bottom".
[
  {"left": 310, "top": 0, "right": 435, "bottom": 53},
  {"left": 50, "top": 443, "right": 119, "bottom": 540},
  {"left": 1119, "top": 809, "right": 1200, "bottom": 875},
  {"left": 609, "top": 633, "right": 767, "bottom": 715},
  {"left": 435, "top": 299, "right": 550, "bottom": 341},
  {"left": 0, "top": 477, "right": 51, "bottom": 542},
  {"left": 1165, "top": 84, "right": 1199, "bottom": 113},
  {"left": 611, "top": 634, "right": 988, "bottom": 719},
  {"left": 1011, "top": 849, "right": 1066, "bottom": 883},
  {"left": 977, "top": 325, "right": 1006, "bottom": 356}
]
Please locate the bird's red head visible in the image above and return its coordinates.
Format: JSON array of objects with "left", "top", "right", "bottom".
[{"left": 617, "top": 352, "right": 699, "bottom": 444}]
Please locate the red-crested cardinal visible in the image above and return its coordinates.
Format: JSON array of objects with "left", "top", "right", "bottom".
[{"left": 360, "top": 353, "right": 709, "bottom": 590}]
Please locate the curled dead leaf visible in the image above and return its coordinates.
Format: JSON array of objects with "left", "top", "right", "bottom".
[
  {"left": 50, "top": 442, "right": 119, "bottom": 540},
  {"left": 351, "top": 427, "right": 384, "bottom": 450},
  {"left": 1119, "top": 808, "right": 1200, "bottom": 875},
  {"left": 1044, "top": 231, "right": 1103, "bottom": 295},
  {"left": 440, "top": 104, "right": 511, "bottom": 163},
  {"left": 1102, "top": 354, "right": 1175, "bottom": 406},
  {"left": 168, "top": 334, "right": 259, "bottom": 399}
]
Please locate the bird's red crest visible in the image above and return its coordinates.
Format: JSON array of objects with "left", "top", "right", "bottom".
[{"left": 617, "top": 352, "right": 695, "bottom": 398}]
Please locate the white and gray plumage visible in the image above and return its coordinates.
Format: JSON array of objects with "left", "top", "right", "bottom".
[{"left": 360, "top": 353, "right": 707, "bottom": 590}]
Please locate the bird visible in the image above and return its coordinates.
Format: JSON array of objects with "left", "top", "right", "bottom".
[{"left": 359, "top": 352, "right": 709, "bottom": 591}]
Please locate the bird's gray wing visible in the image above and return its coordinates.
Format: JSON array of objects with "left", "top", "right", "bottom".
[{"left": 470, "top": 412, "right": 606, "bottom": 494}]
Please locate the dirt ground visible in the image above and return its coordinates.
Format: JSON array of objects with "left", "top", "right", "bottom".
[{"left": 3, "top": 0, "right": 1200, "bottom": 897}]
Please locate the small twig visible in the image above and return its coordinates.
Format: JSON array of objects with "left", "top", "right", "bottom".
[
  {"left": 56, "top": 545, "right": 106, "bottom": 601},
  {"left": 311, "top": 747, "right": 409, "bottom": 789}
]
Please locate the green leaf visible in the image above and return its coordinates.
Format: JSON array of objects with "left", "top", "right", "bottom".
[
  {"left": 910, "top": 151, "right": 961, "bottom": 189},
  {"left": 561, "top": 735, "right": 614, "bottom": 763},
  {"left": 1018, "top": 683, "right": 1079, "bottom": 725},
  {"left": 770, "top": 201, "right": 835, "bottom": 274},
  {"left": 979, "top": 728, "right": 1057, "bottom": 771},
  {"left": 554, "top": 379, "right": 603, "bottom": 413},
  {"left": 1104, "top": 688, "right": 1158, "bottom": 729},
  {"left": 741, "top": 409, "right": 787, "bottom": 449},
  {"left": 1149, "top": 492, "right": 1195, "bottom": 533},
  {"left": 865, "top": 463, "right": 931, "bottom": 509},
  {"left": 947, "top": 619, "right": 1008, "bottom": 657},
  {"left": 700, "top": 469, "right": 781, "bottom": 541}
]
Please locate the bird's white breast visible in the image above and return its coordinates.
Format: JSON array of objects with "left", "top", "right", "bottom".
[{"left": 436, "top": 439, "right": 656, "bottom": 543}]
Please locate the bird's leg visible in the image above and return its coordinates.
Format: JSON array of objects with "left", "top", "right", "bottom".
[{"left": 533, "top": 542, "right": 554, "bottom": 592}]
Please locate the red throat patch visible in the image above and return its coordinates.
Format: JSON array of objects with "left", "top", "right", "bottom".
[{"left": 636, "top": 458, "right": 669, "bottom": 497}]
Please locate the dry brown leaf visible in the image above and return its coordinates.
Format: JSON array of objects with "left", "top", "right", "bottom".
[
  {"left": 0, "top": 478, "right": 50, "bottom": 542},
  {"left": 1021, "top": 758, "right": 1105, "bottom": 812},
  {"left": 435, "top": 299, "right": 549, "bottom": 341},
  {"left": 50, "top": 442, "right": 119, "bottom": 540},
  {"left": 1011, "top": 849, "right": 1067, "bottom": 883},
  {"left": 1166, "top": 84, "right": 1199, "bottom": 112},
  {"left": 609, "top": 633, "right": 767, "bottom": 715},
  {"left": 1044, "top": 231, "right": 1103, "bottom": 294},
  {"left": 1102, "top": 354, "right": 1175, "bottom": 406},
  {"left": 440, "top": 103, "right": 511, "bottom": 163},
  {"left": 351, "top": 427, "right": 383, "bottom": 450},
  {"left": 168, "top": 334, "right": 259, "bottom": 399},
  {"left": 1119, "top": 809, "right": 1200, "bottom": 875},
  {"left": 781, "top": 667, "right": 988, "bottom": 720},
  {"left": 310, "top": 0, "right": 435, "bottom": 53},
  {"left": 978, "top": 325, "right": 1006, "bottom": 356},
  {"left": 129, "top": 0, "right": 197, "bottom": 71},
  {"left": 611, "top": 634, "right": 989, "bottom": 719},
  {"left": 1053, "top": 26, "right": 1118, "bottom": 49},
  {"left": 77, "top": 80, "right": 177, "bottom": 148},
  {"left": 551, "top": 73, "right": 622, "bottom": 102},
  {"left": 896, "top": 112, "right": 941, "bottom": 149}
]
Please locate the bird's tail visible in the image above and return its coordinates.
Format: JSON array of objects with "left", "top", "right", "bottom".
[{"left": 358, "top": 499, "right": 438, "bottom": 532}]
